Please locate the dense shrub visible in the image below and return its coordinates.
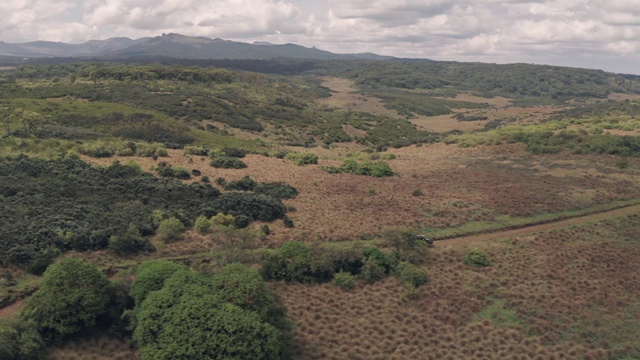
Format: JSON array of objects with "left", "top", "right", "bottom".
[
  {"left": 194, "top": 215, "right": 211, "bottom": 233},
  {"left": 0, "top": 157, "right": 225, "bottom": 264},
  {"left": 156, "top": 162, "right": 191, "bottom": 179},
  {"left": 322, "top": 159, "right": 395, "bottom": 177},
  {"left": 21, "top": 258, "right": 112, "bottom": 343},
  {"left": 210, "top": 156, "right": 247, "bottom": 169},
  {"left": 463, "top": 250, "right": 491, "bottom": 267},
  {"left": 108, "top": 224, "right": 154, "bottom": 255},
  {"left": 129, "top": 260, "right": 187, "bottom": 306},
  {"left": 156, "top": 217, "right": 186, "bottom": 243},
  {"left": 221, "top": 147, "right": 247, "bottom": 158},
  {"left": 224, "top": 175, "right": 258, "bottom": 191},
  {"left": 359, "top": 259, "right": 386, "bottom": 284},
  {"left": 396, "top": 262, "right": 429, "bottom": 288},
  {"left": 332, "top": 271, "right": 357, "bottom": 290},
  {"left": 286, "top": 152, "right": 318, "bottom": 166},
  {"left": 0, "top": 318, "right": 45, "bottom": 360},
  {"left": 212, "top": 263, "right": 289, "bottom": 331},
  {"left": 134, "top": 266, "right": 285, "bottom": 360},
  {"left": 254, "top": 182, "right": 299, "bottom": 199},
  {"left": 212, "top": 193, "right": 287, "bottom": 222},
  {"left": 261, "top": 241, "right": 312, "bottom": 282}
]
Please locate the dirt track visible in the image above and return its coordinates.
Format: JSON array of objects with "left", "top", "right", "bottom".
[{"left": 436, "top": 204, "right": 640, "bottom": 247}]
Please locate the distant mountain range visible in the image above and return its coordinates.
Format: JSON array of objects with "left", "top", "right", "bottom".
[{"left": 0, "top": 33, "right": 393, "bottom": 61}]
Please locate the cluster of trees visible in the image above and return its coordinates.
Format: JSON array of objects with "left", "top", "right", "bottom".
[
  {"left": 0, "top": 156, "right": 291, "bottom": 266},
  {"left": 0, "top": 258, "right": 290, "bottom": 359},
  {"left": 262, "top": 230, "right": 429, "bottom": 290}
]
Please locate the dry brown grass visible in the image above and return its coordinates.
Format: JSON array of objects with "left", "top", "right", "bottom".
[
  {"left": 48, "top": 336, "right": 138, "bottom": 360},
  {"left": 277, "top": 214, "right": 640, "bottom": 359},
  {"left": 81, "top": 142, "right": 640, "bottom": 246},
  {"left": 315, "top": 77, "right": 402, "bottom": 119}
]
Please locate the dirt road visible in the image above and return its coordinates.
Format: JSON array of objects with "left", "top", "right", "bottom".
[{"left": 436, "top": 204, "right": 640, "bottom": 247}]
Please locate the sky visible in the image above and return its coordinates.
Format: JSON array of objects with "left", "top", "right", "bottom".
[{"left": 1, "top": 0, "right": 639, "bottom": 74}]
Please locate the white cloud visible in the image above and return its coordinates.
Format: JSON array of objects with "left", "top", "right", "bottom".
[
  {"left": 0, "top": 0, "right": 639, "bottom": 73},
  {"left": 83, "top": 0, "right": 308, "bottom": 39}
]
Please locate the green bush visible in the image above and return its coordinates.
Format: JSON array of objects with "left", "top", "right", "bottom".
[
  {"left": 21, "top": 258, "right": 112, "bottom": 343},
  {"left": 156, "top": 217, "right": 186, "bottom": 243},
  {"left": 212, "top": 263, "right": 289, "bottom": 332},
  {"left": 332, "top": 271, "right": 357, "bottom": 290},
  {"left": 286, "top": 152, "right": 318, "bottom": 166},
  {"left": 254, "top": 182, "right": 299, "bottom": 199},
  {"left": 224, "top": 176, "right": 258, "bottom": 191},
  {"left": 134, "top": 268, "right": 284, "bottom": 360},
  {"left": 129, "top": 260, "right": 187, "bottom": 306},
  {"left": 463, "top": 250, "right": 491, "bottom": 267},
  {"left": 194, "top": 215, "right": 211, "bottom": 233},
  {"left": 0, "top": 318, "right": 45, "bottom": 360},
  {"left": 210, "top": 157, "right": 247, "bottom": 169},
  {"left": 108, "top": 224, "right": 154, "bottom": 255},
  {"left": 396, "top": 262, "right": 429, "bottom": 288},
  {"left": 25, "top": 256, "right": 53, "bottom": 276},
  {"left": 261, "top": 241, "right": 312, "bottom": 282},
  {"left": 359, "top": 258, "right": 386, "bottom": 284},
  {"left": 322, "top": 159, "right": 395, "bottom": 177}
]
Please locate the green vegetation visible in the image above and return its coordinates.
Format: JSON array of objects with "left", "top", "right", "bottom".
[
  {"left": 210, "top": 156, "right": 248, "bottom": 169},
  {"left": 21, "top": 258, "right": 111, "bottom": 343},
  {"left": 286, "top": 152, "right": 318, "bottom": 166},
  {"left": 322, "top": 159, "right": 395, "bottom": 177},
  {"left": 0, "top": 156, "right": 288, "bottom": 265},
  {"left": 0, "top": 318, "right": 45, "bottom": 360},
  {"left": 463, "top": 250, "right": 491, "bottom": 267},
  {"left": 332, "top": 271, "right": 357, "bottom": 290},
  {"left": 133, "top": 264, "right": 287, "bottom": 360}
]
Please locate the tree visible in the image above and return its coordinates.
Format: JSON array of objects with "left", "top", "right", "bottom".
[
  {"left": 129, "top": 260, "right": 187, "bottom": 306},
  {"left": 134, "top": 269, "right": 284, "bottom": 360},
  {"left": 0, "top": 318, "right": 45, "bottom": 360},
  {"left": 11, "top": 109, "right": 45, "bottom": 138},
  {"left": 21, "top": 258, "right": 111, "bottom": 343},
  {"left": 384, "top": 228, "right": 429, "bottom": 264},
  {"left": 156, "top": 217, "right": 186, "bottom": 243},
  {"left": 212, "top": 263, "right": 289, "bottom": 331}
]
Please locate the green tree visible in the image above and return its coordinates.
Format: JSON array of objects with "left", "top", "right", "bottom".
[
  {"left": 0, "top": 318, "right": 45, "bottom": 360},
  {"left": 21, "top": 258, "right": 111, "bottom": 343},
  {"left": 134, "top": 269, "right": 283, "bottom": 360},
  {"left": 384, "top": 229, "right": 429, "bottom": 264},
  {"left": 157, "top": 217, "right": 186, "bottom": 243},
  {"left": 129, "top": 260, "right": 187, "bottom": 306},
  {"left": 212, "top": 263, "right": 289, "bottom": 331}
]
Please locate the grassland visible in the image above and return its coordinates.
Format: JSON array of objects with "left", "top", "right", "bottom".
[{"left": 2, "top": 61, "right": 640, "bottom": 359}]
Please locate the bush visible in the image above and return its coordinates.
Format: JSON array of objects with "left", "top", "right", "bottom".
[
  {"left": 224, "top": 176, "right": 258, "bottom": 191},
  {"left": 212, "top": 263, "right": 289, "bottom": 331},
  {"left": 134, "top": 268, "right": 284, "bottom": 360},
  {"left": 221, "top": 147, "right": 247, "bottom": 158},
  {"left": 156, "top": 217, "right": 186, "bottom": 243},
  {"left": 210, "top": 213, "right": 236, "bottom": 229},
  {"left": 396, "top": 262, "right": 428, "bottom": 288},
  {"left": 194, "top": 215, "right": 211, "bottom": 233},
  {"left": 332, "top": 271, "right": 357, "bottom": 290},
  {"left": 0, "top": 318, "right": 45, "bottom": 360},
  {"left": 129, "top": 260, "right": 187, "bottom": 306},
  {"left": 286, "top": 152, "right": 318, "bottom": 166},
  {"left": 213, "top": 193, "right": 287, "bottom": 222},
  {"left": 21, "top": 258, "right": 112, "bottom": 343},
  {"left": 359, "top": 259, "right": 386, "bottom": 284},
  {"left": 322, "top": 159, "right": 395, "bottom": 177},
  {"left": 25, "top": 256, "right": 53, "bottom": 276},
  {"left": 261, "top": 241, "right": 312, "bottom": 282},
  {"left": 463, "top": 250, "right": 491, "bottom": 267},
  {"left": 254, "top": 182, "right": 299, "bottom": 199},
  {"left": 210, "top": 156, "right": 247, "bottom": 169},
  {"left": 109, "top": 224, "right": 154, "bottom": 255}
]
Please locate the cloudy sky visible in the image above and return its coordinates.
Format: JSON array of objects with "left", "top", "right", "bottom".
[{"left": 1, "top": 0, "right": 639, "bottom": 74}]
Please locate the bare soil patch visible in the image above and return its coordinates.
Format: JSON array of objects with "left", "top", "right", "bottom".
[{"left": 0, "top": 298, "right": 24, "bottom": 319}]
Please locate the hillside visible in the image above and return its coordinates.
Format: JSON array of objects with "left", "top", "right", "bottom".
[{"left": 1, "top": 61, "right": 640, "bottom": 359}]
